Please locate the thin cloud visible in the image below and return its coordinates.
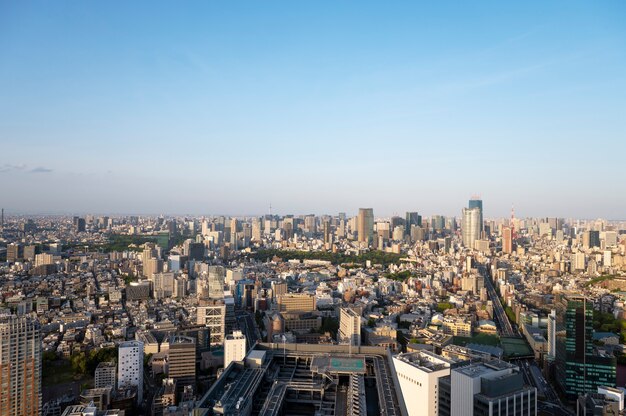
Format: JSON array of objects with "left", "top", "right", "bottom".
[
  {"left": 29, "top": 167, "right": 53, "bottom": 173},
  {"left": 0, "top": 163, "right": 26, "bottom": 173}
]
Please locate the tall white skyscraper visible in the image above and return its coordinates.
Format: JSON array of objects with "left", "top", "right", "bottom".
[
  {"left": 461, "top": 207, "right": 481, "bottom": 249},
  {"left": 118, "top": 340, "right": 144, "bottom": 403},
  {"left": 0, "top": 315, "right": 41, "bottom": 416},
  {"left": 224, "top": 330, "right": 247, "bottom": 370}
]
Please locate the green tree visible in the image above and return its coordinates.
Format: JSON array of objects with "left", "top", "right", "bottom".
[
  {"left": 321, "top": 317, "right": 339, "bottom": 338},
  {"left": 437, "top": 302, "right": 453, "bottom": 313},
  {"left": 71, "top": 352, "right": 87, "bottom": 375}
]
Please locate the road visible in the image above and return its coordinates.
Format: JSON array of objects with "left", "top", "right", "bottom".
[
  {"left": 515, "top": 356, "right": 569, "bottom": 413},
  {"left": 479, "top": 265, "right": 517, "bottom": 337},
  {"left": 479, "top": 264, "right": 571, "bottom": 414},
  {"left": 236, "top": 310, "right": 260, "bottom": 350}
]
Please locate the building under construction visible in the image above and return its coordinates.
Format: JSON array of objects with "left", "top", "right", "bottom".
[{"left": 194, "top": 343, "right": 406, "bottom": 416}]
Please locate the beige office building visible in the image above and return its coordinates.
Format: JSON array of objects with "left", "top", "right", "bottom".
[{"left": 277, "top": 293, "right": 316, "bottom": 312}]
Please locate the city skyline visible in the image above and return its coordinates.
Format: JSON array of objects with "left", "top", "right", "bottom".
[
  {"left": 1, "top": 203, "right": 626, "bottom": 222},
  {"left": 2, "top": 1, "right": 626, "bottom": 218}
]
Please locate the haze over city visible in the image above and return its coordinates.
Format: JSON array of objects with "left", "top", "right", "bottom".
[{"left": 2, "top": 1, "right": 626, "bottom": 218}]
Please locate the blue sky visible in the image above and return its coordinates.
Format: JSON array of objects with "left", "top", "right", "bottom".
[{"left": 1, "top": 1, "right": 625, "bottom": 218}]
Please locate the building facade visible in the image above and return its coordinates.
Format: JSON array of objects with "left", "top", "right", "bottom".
[
  {"left": 0, "top": 315, "right": 41, "bottom": 416},
  {"left": 393, "top": 351, "right": 456, "bottom": 416},
  {"left": 462, "top": 207, "right": 482, "bottom": 249},
  {"left": 357, "top": 208, "right": 374, "bottom": 244},
  {"left": 555, "top": 294, "right": 616, "bottom": 398},
  {"left": 224, "top": 330, "right": 246, "bottom": 370},
  {"left": 338, "top": 307, "right": 361, "bottom": 346},
  {"left": 118, "top": 340, "right": 144, "bottom": 403},
  {"left": 94, "top": 361, "right": 116, "bottom": 390}
]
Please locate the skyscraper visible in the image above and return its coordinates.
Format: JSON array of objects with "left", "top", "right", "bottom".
[
  {"left": 461, "top": 207, "right": 481, "bottom": 249},
  {"left": 405, "top": 211, "right": 421, "bottom": 237},
  {"left": 0, "top": 315, "right": 41, "bottom": 416},
  {"left": 230, "top": 217, "right": 238, "bottom": 250},
  {"left": 468, "top": 197, "right": 483, "bottom": 234},
  {"left": 208, "top": 266, "right": 225, "bottom": 299},
  {"left": 357, "top": 208, "right": 374, "bottom": 245},
  {"left": 502, "top": 226, "right": 513, "bottom": 254},
  {"left": 118, "top": 340, "right": 144, "bottom": 403},
  {"left": 582, "top": 230, "right": 601, "bottom": 249},
  {"left": 73, "top": 216, "right": 86, "bottom": 233},
  {"left": 555, "top": 294, "right": 616, "bottom": 398}
]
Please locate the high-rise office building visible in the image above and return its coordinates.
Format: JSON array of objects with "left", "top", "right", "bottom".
[
  {"left": 251, "top": 218, "right": 262, "bottom": 241},
  {"left": 6, "top": 243, "right": 23, "bottom": 263},
  {"left": 208, "top": 266, "right": 225, "bottom": 299},
  {"left": 187, "top": 242, "right": 205, "bottom": 261},
  {"left": 168, "top": 336, "right": 196, "bottom": 391},
  {"left": 338, "top": 307, "right": 361, "bottom": 346},
  {"left": 23, "top": 245, "right": 37, "bottom": 261},
  {"left": 0, "top": 315, "right": 41, "bottom": 416},
  {"left": 73, "top": 216, "right": 86, "bottom": 233},
  {"left": 393, "top": 351, "right": 457, "bottom": 416},
  {"left": 230, "top": 218, "right": 239, "bottom": 250},
  {"left": 582, "top": 230, "right": 601, "bottom": 250},
  {"left": 502, "top": 227, "right": 513, "bottom": 254},
  {"left": 224, "top": 330, "right": 246, "bottom": 370},
  {"left": 555, "top": 294, "right": 616, "bottom": 398},
  {"left": 142, "top": 244, "right": 161, "bottom": 279},
  {"left": 323, "top": 219, "right": 331, "bottom": 244},
  {"left": 153, "top": 272, "right": 175, "bottom": 299},
  {"left": 405, "top": 212, "right": 421, "bottom": 237},
  {"left": 304, "top": 215, "right": 316, "bottom": 234},
  {"left": 271, "top": 281, "right": 287, "bottom": 301},
  {"left": 94, "top": 361, "right": 116, "bottom": 389},
  {"left": 197, "top": 300, "right": 226, "bottom": 345},
  {"left": 118, "top": 340, "right": 144, "bottom": 403},
  {"left": 462, "top": 207, "right": 482, "bottom": 249},
  {"left": 357, "top": 208, "right": 374, "bottom": 244},
  {"left": 440, "top": 361, "right": 537, "bottom": 416},
  {"left": 468, "top": 197, "right": 483, "bottom": 234}
]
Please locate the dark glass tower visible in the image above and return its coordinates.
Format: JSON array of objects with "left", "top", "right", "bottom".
[
  {"left": 405, "top": 212, "right": 421, "bottom": 236},
  {"left": 555, "top": 294, "right": 616, "bottom": 399}
]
